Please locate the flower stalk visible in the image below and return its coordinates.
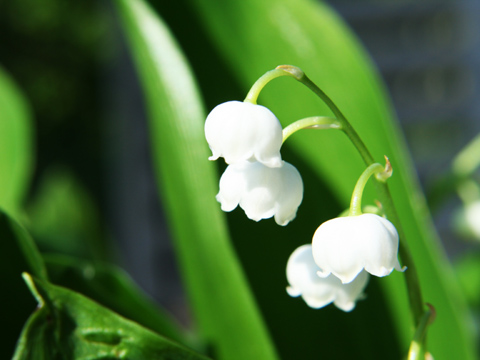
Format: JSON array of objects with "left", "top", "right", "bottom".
[
  {"left": 408, "top": 304, "right": 436, "bottom": 360},
  {"left": 273, "top": 65, "right": 425, "bottom": 326},
  {"left": 349, "top": 159, "right": 392, "bottom": 216},
  {"left": 282, "top": 116, "right": 341, "bottom": 143},
  {"left": 244, "top": 68, "right": 295, "bottom": 104}
]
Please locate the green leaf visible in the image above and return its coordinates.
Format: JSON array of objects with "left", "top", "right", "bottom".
[
  {"left": 113, "top": 1, "right": 279, "bottom": 359},
  {"left": 0, "top": 65, "right": 33, "bottom": 218},
  {"left": 178, "top": 1, "right": 476, "bottom": 359},
  {"left": 0, "top": 211, "right": 47, "bottom": 358},
  {"left": 44, "top": 253, "right": 189, "bottom": 347},
  {"left": 11, "top": 305, "right": 53, "bottom": 360},
  {"left": 0, "top": 211, "right": 48, "bottom": 281},
  {"left": 13, "top": 273, "right": 211, "bottom": 360}
]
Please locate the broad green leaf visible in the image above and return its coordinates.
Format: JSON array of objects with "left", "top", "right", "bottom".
[
  {"left": 180, "top": 0, "right": 476, "bottom": 359},
  {"left": 0, "top": 211, "right": 47, "bottom": 281},
  {"left": 113, "top": 0, "right": 279, "bottom": 359},
  {"left": 44, "top": 253, "right": 189, "bottom": 347},
  {"left": 0, "top": 65, "right": 33, "bottom": 218},
  {"left": 13, "top": 273, "right": 211, "bottom": 360},
  {"left": 0, "top": 211, "right": 47, "bottom": 358},
  {"left": 11, "top": 304, "right": 53, "bottom": 360}
]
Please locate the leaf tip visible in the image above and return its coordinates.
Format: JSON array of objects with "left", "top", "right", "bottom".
[{"left": 22, "top": 272, "right": 44, "bottom": 307}]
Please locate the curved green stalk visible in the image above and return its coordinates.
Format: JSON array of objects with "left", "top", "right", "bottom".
[
  {"left": 282, "top": 116, "right": 340, "bottom": 143},
  {"left": 244, "top": 68, "right": 292, "bottom": 104},
  {"left": 349, "top": 162, "right": 391, "bottom": 216},
  {"left": 408, "top": 304, "right": 436, "bottom": 360},
  {"left": 274, "top": 65, "right": 425, "bottom": 327}
]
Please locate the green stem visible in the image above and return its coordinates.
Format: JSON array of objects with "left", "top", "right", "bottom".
[
  {"left": 408, "top": 304, "right": 436, "bottom": 360},
  {"left": 274, "top": 65, "right": 425, "bottom": 326},
  {"left": 349, "top": 163, "right": 387, "bottom": 216},
  {"left": 244, "top": 68, "right": 293, "bottom": 104},
  {"left": 275, "top": 66, "right": 373, "bottom": 163},
  {"left": 282, "top": 116, "right": 340, "bottom": 143}
]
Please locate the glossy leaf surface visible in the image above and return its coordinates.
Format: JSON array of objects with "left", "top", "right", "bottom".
[
  {"left": 44, "top": 254, "right": 188, "bottom": 346},
  {"left": 13, "top": 274, "right": 211, "bottom": 360},
  {"left": 0, "top": 211, "right": 47, "bottom": 358},
  {"left": 113, "top": 0, "right": 278, "bottom": 359}
]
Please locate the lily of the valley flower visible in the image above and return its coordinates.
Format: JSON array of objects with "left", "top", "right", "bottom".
[
  {"left": 286, "top": 244, "right": 369, "bottom": 311},
  {"left": 312, "top": 213, "right": 405, "bottom": 284},
  {"left": 216, "top": 160, "right": 303, "bottom": 226},
  {"left": 205, "top": 101, "right": 283, "bottom": 168}
]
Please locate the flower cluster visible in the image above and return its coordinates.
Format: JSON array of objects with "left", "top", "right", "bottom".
[
  {"left": 205, "top": 84, "right": 404, "bottom": 312},
  {"left": 287, "top": 213, "right": 404, "bottom": 311},
  {"left": 205, "top": 101, "right": 303, "bottom": 226},
  {"left": 286, "top": 159, "right": 405, "bottom": 311}
]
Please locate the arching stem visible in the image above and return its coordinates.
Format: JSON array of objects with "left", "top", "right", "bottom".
[
  {"left": 349, "top": 160, "right": 392, "bottom": 216},
  {"left": 273, "top": 64, "right": 425, "bottom": 326},
  {"left": 282, "top": 116, "right": 340, "bottom": 143}
]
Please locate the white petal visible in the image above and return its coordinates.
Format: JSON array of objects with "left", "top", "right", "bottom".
[
  {"left": 286, "top": 245, "right": 369, "bottom": 311},
  {"left": 334, "top": 300, "right": 355, "bottom": 312},
  {"left": 302, "top": 293, "right": 336, "bottom": 309},
  {"left": 204, "top": 101, "right": 283, "bottom": 167},
  {"left": 286, "top": 286, "right": 302, "bottom": 297},
  {"left": 216, "top": 161, "right": 303, "bottom": 226},
  {"left": 215, "top": 163, "right": 247, "bottom": 212},
  {"left": 332, "top": 271, "right": 369, "bottom": 311},
  {"left": 273, "top": 163, "right": 305, "bottom": 225},
  {"left": 312, "top": 214, "right": 404, "bottom": 283}
]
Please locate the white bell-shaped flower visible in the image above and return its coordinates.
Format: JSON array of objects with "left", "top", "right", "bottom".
[
  {"left": 312, "top": 214, "right": 405, "bottom": 284},
  {"left": 205, "top": 101, "right": 283, "bottom": 167},
  {"left": 286, "top": 244, "right": 369, "bottom": 311},
  {"left": 216, "top": 160, "right": 303, "bottom": 226}
]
